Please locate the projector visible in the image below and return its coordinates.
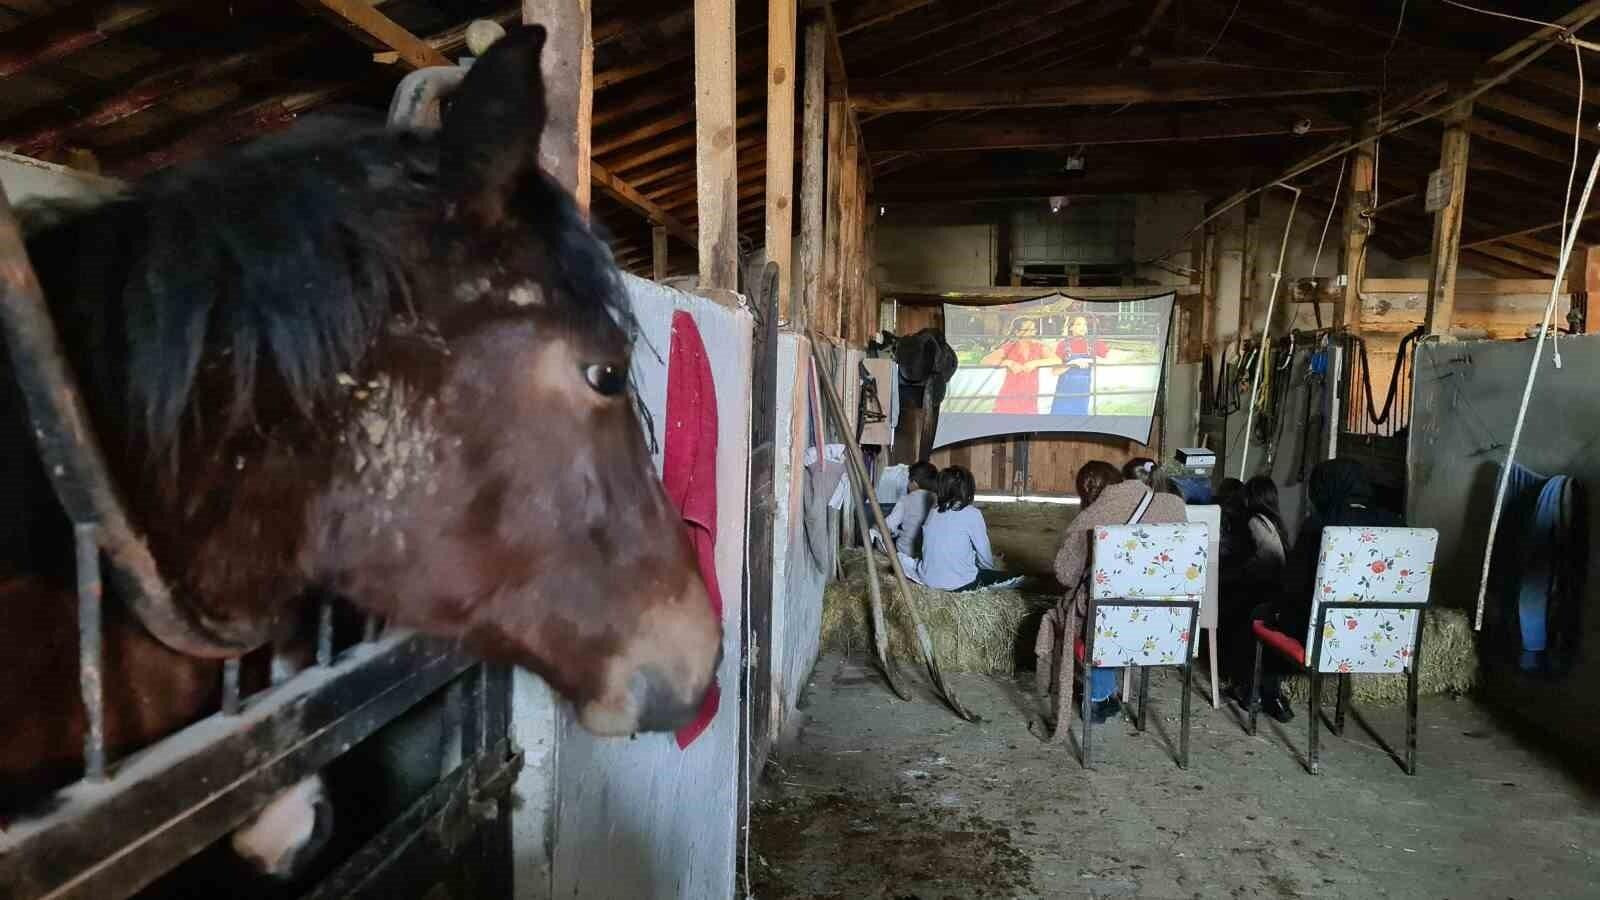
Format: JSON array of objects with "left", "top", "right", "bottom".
[{"left": 1175, "top": 448, "right": 1216, "bottom": 468}]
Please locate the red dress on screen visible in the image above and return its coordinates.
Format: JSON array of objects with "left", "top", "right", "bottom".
[{"left": 993, "top": 339, "right": 1050, "bottom": 414}]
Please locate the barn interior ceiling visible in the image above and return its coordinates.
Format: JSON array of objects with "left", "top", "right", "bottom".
[{"left": 1, "top": 0, "right": 1597, "bottom": 279}]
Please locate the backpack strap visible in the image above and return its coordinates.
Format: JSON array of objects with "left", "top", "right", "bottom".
[{"left": 1127, "top": 487, "right": 1155, "bottom": 525}]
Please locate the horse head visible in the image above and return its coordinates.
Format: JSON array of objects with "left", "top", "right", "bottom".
[{"left": 21, "top": 25, "right": 719, "bottom": 737}]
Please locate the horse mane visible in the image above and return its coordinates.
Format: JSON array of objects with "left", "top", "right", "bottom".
[{"left": 18, "top": 111, "right": 629, "bottom": 461}]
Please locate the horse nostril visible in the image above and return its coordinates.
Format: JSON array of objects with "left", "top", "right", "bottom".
[{"left": 628, "top": 666, "right": 701, "bottom": 733}]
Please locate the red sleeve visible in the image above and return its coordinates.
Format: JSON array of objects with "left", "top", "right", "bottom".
[
  {"left": 1054, "top": 340, "right": 1067, "bottom": 359},
  {"left": 1094, "top": 340, "right": 1109, "bottom": 357}
]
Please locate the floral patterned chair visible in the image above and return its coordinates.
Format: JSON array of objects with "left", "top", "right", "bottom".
[
  {"left": 1079, "top": 523, "right": 1208, "bottom": 769},
  {"left": 1248, "top": 526, "right": 1438, "bottom": 775}
]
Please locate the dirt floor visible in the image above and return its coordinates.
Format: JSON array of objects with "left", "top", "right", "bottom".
[{"left": 749, "top": 655, "right": 1600, "bottom": 899}]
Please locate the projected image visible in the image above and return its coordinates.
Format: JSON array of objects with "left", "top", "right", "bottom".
[{"left": 934, "top": 292, "right": 1174, "bottom": 447}]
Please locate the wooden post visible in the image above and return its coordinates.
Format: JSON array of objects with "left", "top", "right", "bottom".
[
  {"left": 822, "top": 97, "right": 846, "bottom": 337},
  {"left": 863, "top": 190, "right": 879, "bottom": 339},
  {"left": 797, "top": 20, "right": 828, "bottom": 332},
  {"left": 1240, "top": 196, "right": 1261, "bottom": 340},
  {"left": 766, "top": 0, "right": 797, "bottom": 320},
  {"left": 525, "top": 1, "right": 592, "bottom": 208},
  {"left": 652, "top": 225, "right": 669, "bottom": 281},
  {"left": 1338, "top": 119, "right": 1376, "bottom": 332},
  {"left": 1425, "top": 100, "right": 1473, "bottom": 339},
  {"left": 1567, "top": 244, "right": 1600, "bottom": 332},
  {"left": 836, "top": 134, "right": 860, "bottom": 342},
  {"left": 1200, "top": 219, "right": 1218, "bottom": 359},
  {"left": 695, "top": 0, "right": 739, "bottom": 290}
]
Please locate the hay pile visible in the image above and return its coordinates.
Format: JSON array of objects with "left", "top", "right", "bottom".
[
  {"left": 821, "top": 549, "right": 1050, "bottom": 675},
  {"left": 1281, "top": 606, "right": 1479, "bottom": 705}
]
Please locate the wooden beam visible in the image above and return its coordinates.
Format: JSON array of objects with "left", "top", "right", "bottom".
[
  {"left": 0, "top": 0, "right": 173, "bottom": 79},
  {"left": 1200, "top": 220, "right": 1218, "bottom": 358},
  {"left": 869, "top": 108, "right": 1347, "bottom": 153},
  {"left": 1463, "top": 208, "right": 1600, "bottom": 249},
  {"left": 1426, "top": 101, "right": 1473, "bottom": 338},
  {"left": 296, "top": 0, "right": 450, "bottom": 70},
  {"left": 592, "top": 84, "right": 761, "bottom": 156},
  {"left": 1240, "top": 195, "right": 1261, "bottom": 340},
  {"left": 1337, "top": 118, "right": 1376, "bottom": 332},
  {"left": 592, "top": 160, "right": 698, "bottom": 245},
  {"left": 835, "top": 0, "right": 935, "bottom": 35},
  {"left": 821, "top": 95, "right": 846, "bottom": 336},
  {"left": 528, "top": 1, "right": 594, "bottom": 209},
  {"left": 835, "top": 128, "right": 861, "bottom": 340},
  {"left": 370, "top": 7, "right": 522, "bottom": 63},
  {"left": 872, "top": 167, "right": 1251, "bottom": 200},
  {"left": 765, "top": 0, "right": 798, "bottom": 321},
  {"left": 113, "top": 82, "right": 358, "bottom": 178},
  {"left": 1364, "top": 278, "right": 1558, "bottom": 295},
  {"left": 695, "top": 0, "right": 740, "bottom": 289},
  {"left": 881, "top": 283, "right": 1200, "bottom": 305},
  {"left": 1477, "top": 91, "right": 1600, "bottom": 144},
  {"left": 653, "top": 226, "right": 670, "bottom": 280},
  {"left": 844, "top": 66, "right": 1386, "bottom": 112},
  {"left": 1469, "top": 242, "right": 1557, "bottom": 275},
  {"left": 4, "top": 31, "right": 323, "bottom": 157},
  {"left": 797, "top": 18, "right": 828, "bottom": 331}
]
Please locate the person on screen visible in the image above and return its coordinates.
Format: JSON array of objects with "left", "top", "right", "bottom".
[
  {"left": 880, "top": 461, "right": 939, "bottom": 557},
  {"left": 980, "top": 317, "right": 1060, "bottom": 414},
  {"left": 1050, "top": 315, "right": 1109, "bottom": 416},
  {"left": 901, "top": 466, "right": 1009, "bottom": 591},
  {"left": 1043, "top": 460, "right": 1186, "bottom": 725}
]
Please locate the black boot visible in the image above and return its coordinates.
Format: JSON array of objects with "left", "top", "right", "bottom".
[
  {"left": 1090, "top": 695, "right": 1122, "bottom": 724},
  {"left": 1262, "top": 693, "right": 1295, "bottom": 723}
]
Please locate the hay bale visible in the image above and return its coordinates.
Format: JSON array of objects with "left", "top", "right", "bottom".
[
  {"left": 1281, "top": 607, "right": 1479, "bottom": 706},
  {"left": 821, "top": 549, "right": 1049, "bottom": 675}
]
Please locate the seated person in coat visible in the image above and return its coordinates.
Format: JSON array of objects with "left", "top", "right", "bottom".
[{"left": 1041, "top": 460, "right": 1187, "bottom": 726}]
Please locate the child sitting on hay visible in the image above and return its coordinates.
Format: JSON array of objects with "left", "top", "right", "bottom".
[
  {"left": 900, "top": 465, "right": 1011, "bottom": 592},
  {"left": 879, "top": 461, "right": 939, "bottom": 557}
]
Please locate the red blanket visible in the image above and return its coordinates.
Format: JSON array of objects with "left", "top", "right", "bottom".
[{"left": 663, "top": 310, "right": 722, "bottom": 749}]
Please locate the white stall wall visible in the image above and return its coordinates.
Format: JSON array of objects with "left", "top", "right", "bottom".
[
  {"left": 548, "top": 277, "right": 752, "bottom": 900},
  {"left": 769, "top": 333, "right": 828, "bottom": 741},
  {"left": 0, "top": 151, "right": 118, "bottom": 204}
]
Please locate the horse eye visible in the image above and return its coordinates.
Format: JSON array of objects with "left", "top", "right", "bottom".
[{"left": 583, "top": 363, "right": 626, "bottom": 396}]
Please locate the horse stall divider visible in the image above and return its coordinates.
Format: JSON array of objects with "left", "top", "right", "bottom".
[
  {"left": 0, "top": 633, "right": 485, "bottom": 898},
  {"left": 550, "top": 278, "right": 753, "bottom": 900}
]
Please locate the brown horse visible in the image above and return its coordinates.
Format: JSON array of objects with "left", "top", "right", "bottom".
[{"left": 0, "top": 23, "right": 719, "bottom": 875}]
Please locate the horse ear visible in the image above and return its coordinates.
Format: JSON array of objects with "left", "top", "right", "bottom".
[{"left": 440, "top": 23, "right": 550, "bottom": 226}]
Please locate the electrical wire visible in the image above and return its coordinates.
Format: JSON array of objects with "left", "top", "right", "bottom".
[
  {"left": 1201, "top": 0, "right": 1242, "bottom": 60},
  {"left": 1439, "top": 0, "right": 1563, "bottom": 31},
  {"left": 1238, "top": 183, "right": 1301, "bottom": 479},
  {"left": 1308, "top": 156, "right": 1348, "bottom": 328}
]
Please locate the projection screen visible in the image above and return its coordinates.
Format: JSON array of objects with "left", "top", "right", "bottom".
[{"left": 934, "top": 291, "right": 1175, "bottom": 448}]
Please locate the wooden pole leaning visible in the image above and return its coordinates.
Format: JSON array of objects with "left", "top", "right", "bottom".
[{"left": 807, "top": 335, "right": 979, "bottom": 722}]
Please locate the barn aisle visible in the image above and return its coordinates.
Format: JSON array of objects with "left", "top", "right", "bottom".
[{"left": 749, "top": 654, "right": 1600, "bottom": 899}]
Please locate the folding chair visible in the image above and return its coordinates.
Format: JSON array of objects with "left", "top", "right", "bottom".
[
  {"left": 1248, "top": 526, "right": 1438, "bottom": 775},
  {"left": 1079, "top": 523, "right": 1208, "bottom": 769}
]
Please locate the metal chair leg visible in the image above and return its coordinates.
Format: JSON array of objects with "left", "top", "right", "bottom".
[
  {"left": 1248, "top": 639, "right": 1263, "bottom": 736},
  {"left": 1208, "top": 627, "right": 1221, "bottom": 710},
  {"left": 1406, "top": 663, "right": 1420, "bottom": 776},
  {"left": 1137, "top": 666, "right": 1150, "bottom": 732},
  {"left": 1180, "top": 661, "right": 1194, "bottom": 769},
  {"left": 1308, "top": 670, "right": 1323, "bottom": 775},
  {"left": 1334, "top": 672, "right": 1349, "bottom": 736}
]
